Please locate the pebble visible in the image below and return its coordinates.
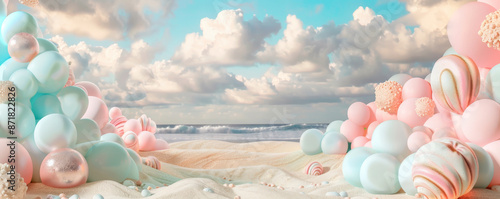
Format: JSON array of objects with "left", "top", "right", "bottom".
[
  {"left": 492, "top": 185, "right": 500, "bottom": 192},
  {"left": 203, "top": 187, "right": 214, "bottom": 193},
  {"left": 339, "top": 191, "right": 348, "bottom": 197},
  {"left": 299, "top": 185, "right": 304, "bottom": 189},
  {"left": 229, "top": 184, "right": 235, "bottom": 188},
  {"left": 223, "top": 183, "right": 228, "bottom": 187},
  {"left": 306, "top": 185, "right": 314, "bottom": 188},
  {"left": 128, "top": 186, "right": 137, "bottom": 189},
  {"left": 277, "top": 186, "right": 284, "bottom": 190},
  {"left": 147, "top": 186, "right": 152, "bottom": 190},
  {"left": 321, "top": 181, "right": 329, "bottom": 185},
  {"left": 46, "top": 195, "right": 61, "bottom": 199},
  {"left": 69, "top": 195, "right": 80, "bottom": 199},
  {"left": 93, "top": 194, "right": 104, "bottom": 199},
  {"left": 325, "top": 192, "right": 341, "bottom": 196},
  {"left": 141, "top": 189, "right": 152, "bottom": 197},
  {"left": 135, "top": 180, "right": 142, "bottom": 186},
  {"left": 59, "top": 194, "right": 66, "bottom": 198},
  {"left": 234, "top": 196, "right": 241, "bottom": 199},
  {"left": 123, "top": 180, "right": 136, "bottom": 187}
]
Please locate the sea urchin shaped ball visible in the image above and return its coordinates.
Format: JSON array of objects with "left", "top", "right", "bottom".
[
  {"left": 479, "top": 10, "right": 500, "bottom": 50},
  {"left": 415, "top": 97, "right": 435, "bottom": 117},
  {"left": 375, "top": 81, "right": 403, "bottom": 114},
  {"left": 0, "top": 163, "right": 28, "bottom": 199}
]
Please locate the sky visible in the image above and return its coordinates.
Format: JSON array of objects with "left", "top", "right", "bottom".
[{"left": 9, "top": 0, "right": 475, "bottom": 124}]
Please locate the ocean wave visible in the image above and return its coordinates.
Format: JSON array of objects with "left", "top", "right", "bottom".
[{"left": 156, "top": 123, "right": 327, "bottom": 134}]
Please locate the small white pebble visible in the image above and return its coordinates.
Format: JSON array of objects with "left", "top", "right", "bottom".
[
  {"left": 321, "top": 181, "right": 329, "bottom": 185},
  {"left": 229, "top": 184, "right": 235, "bottom": 188},
  {"left": 299, "top": 192, "right": 305, "bottom": 194},
  {"left": 141, "top": 189, "right": 152, "bottom": 197},
  {"left": 325, "top": 192, "right": 341, "bottom": 196},
  {"left": 69, "top": 194, "right": 80, "bottom": 199},
  {"left": 234, "top": 196, "right": 241, "bottom": 199},
  {"left": 270, "top": 183, "right": 275, "bottom": 187},
  {"left": 277, "top": 186, "right": 284, "bottom": 190},
  {"left": 223, "top": 183, "right": 228, "bottom": 187},
  {"left": 339, "top": 191, "right": 348, "bottom": 197},
  {"left": 93, "top": 194, "right": 104, "bottom": 199},
  {"left": 203, "top": 187, "right": 214, "bottom": 193},
  {"left": 122, "top": 180, "right": 135, "bottom": 187}
]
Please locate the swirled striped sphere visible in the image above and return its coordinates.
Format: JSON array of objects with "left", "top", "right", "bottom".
[
  {"left": 110, "top": 115, "right": 127, "bottom": 136},
  {"left": 122, "top": 131, "right": 139, "bottom": 151},
  {"left": 430, "top": 54, "right": 480, "bottom": 114},
  {"left": 304, "top": 161, "right": 323, "bottom": 176},
  {"left": 142, "top": 156, "right": 161, "bottom": 170},
  {"left": 138, "top": 114, "right": 157, "bottom": 133},
  {"left": 412, "top": 138, "right": 479, "bottom": 199}
]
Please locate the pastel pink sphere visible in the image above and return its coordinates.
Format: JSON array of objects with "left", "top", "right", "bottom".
[
  {"left": 124, "top": 119, "right": 142, "bottom": 135},
  {"left": 100, "top": 123, "right": 117, "bottom": 135},
  {"left": 483, "top": 140, "right": 500, "bottom": 187},
  {"left": 351, "top": 136, "right": 370, "bottom": 149},
  {"left": 138, "top": 131, "right": 157, "bottom": 151},
  {"left": 462, "top": 99, "right": 500, "bottom": 146},
  {"left": 74, "top": 81, "right": 102, "bottom": 99},
  {"left": 376, "top": 109, "right": 397, "bottom": 122},
  {"left": 479, "top": 0, "right": 500, "bottom": 9},
  {"left": 109, "top": 107, "right": 122, "bottom": 120},
  {"left": 340, "top": 120, "right": 365, "bottom": 142},
  {"left": 397, "top": 98, "right": 431, "bottom": 128},
  {"left": 82, "top": 96, "right": 109, "bottom": 129},
  {"left": 348, "top": 102, "right": 370, "bottom": 126},
  {"left": 0, "top": 138, "right": 33, "bottom": 184},
  {"left": 402, "top": 78, "right": 432, "bottom": 100},
  {"left": 432, "top": 127, "right": 458, "bottom": 141},
  {"left": 407, "top": 131, "right": 431, "bottom": 153},
  {"left": 40, "top": 148, "right": 88, "bottom": 188},
  {"left": 122, "top": 131, "right": 139, "bottom": 151},
  {"left": 155, "top": 139, "right": 170, "bottom": 150},
  {"left": 366, "top": 102, "right": 377, "bottom": 126},
  {"left": 423, "top": 113, "right": 453, "bottom": 133},
  {"left": 412, "top": 126, "right": 433, "bottom": 138},
  {"left": 364, "top": 141, "right": 372, "bottom": 148},
  {"left": 8, "top": 32, "right": 39, "bottom": 63},
  {"left": 366, "top": 121, "right": 381, "bottom": 139}
]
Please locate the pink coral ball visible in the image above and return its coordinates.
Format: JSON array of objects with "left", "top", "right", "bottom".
[
  {"left": 348, "top": 102, "right": 370, "bottom": 126},
  {"left": 415, "top": 97, "right": 435, "bottom": 117},
  {"left": 124, "top": 119, "right": 142, "bottom": 135},
  {"left": 109, "top": 107, "right": 122, "bottom": 120},
  {"left": 351, "top": 136, "right": 370, "bottom": 149},
  {"left": 138, "top": 131, "right": 157, "bottom": 151},
  {"left": 375, "top": 80, "right": 403, "bottom": 114},
  {"left": 340, "top": 120, "right": 365, "bottom": 142},
  {"left": 407, "top": 131, "right": 431, "bottom": 153},
  {"left": 398, "top": 98, "right": 431, "bottom": 128},
  {"left": 402, "top": 78, "right": 432, "bottom": 101}
]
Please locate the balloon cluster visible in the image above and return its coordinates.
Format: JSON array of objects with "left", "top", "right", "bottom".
[
  {"left": 299, "top": 1, "right": 500, "bottom": 198},
  {"left": 0, "top": 5, "right": 168, "bottom": 190}
]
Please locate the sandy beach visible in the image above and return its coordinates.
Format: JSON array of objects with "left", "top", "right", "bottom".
[{"left": 21, "top": 140, "right": 500, "bottom": 199}]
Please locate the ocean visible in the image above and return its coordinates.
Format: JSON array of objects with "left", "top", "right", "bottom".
[{"left": 155, "top": 123, "right": 329, "bottom": 143}]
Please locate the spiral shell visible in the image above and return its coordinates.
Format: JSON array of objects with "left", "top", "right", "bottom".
[
  {"left": 412, "top": 138, "right": 479, "bottom": 199},
  {"left": 138, "top": 114, "right": 157, "bottom": 133},
  {"left": 431, "top": 54, "right": 480, "bottom": 114},
  {"left": 142, "top": 156, "right": 161, "bottom": 170},
  {"left": 122, "top": 131, "right": 139, "bottom": 151},
  {"left": 304, "top": 161, "right": 323, "bottom": 176},
  {"left": 110, "top": 115, "right": 127, "bottom": 136}
]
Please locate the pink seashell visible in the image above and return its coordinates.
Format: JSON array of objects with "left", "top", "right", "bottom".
[
  {"left": 110, "top": 116, "right": 128, "bottom": 136},
  {"left": 122, "top": 131, "right": 139, "bottom": 151},
  {"left": 142, "top": 156, "right": 161, "bottom": 170},
  {"left": 304, "top": 161, "right": 323, "bottom": 176}
]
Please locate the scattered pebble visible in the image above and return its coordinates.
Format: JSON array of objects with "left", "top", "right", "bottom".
[
  {"left": 123, "top": 180, "right": 136, "bottom": 187},
  {"left": 229, "top": 184, "right": 235, "bottom": 188},
  {"left": 59, "top": 194, "right": 66, "bottom": 198},
  {"left": 325, "top": 192, "right": 341, "bottom": 196},
  {"left": 128, "top": 186, "right": 136, "bottom": 189},
  {"left": 277, "top": 186, "right": 284, "bottom": 190},
  {"left": 135, "top": 180, "right": 142, "bottom": 186},
  {"left": 299, "top": 192, "right": 305, "bottom": 194},
  {"left": 223, "top": 177, "right": 227, "bottom": 180},
  {"left": 299, "top": 185, "right": 304, "bottom": 189},
  {"left": 260, "top": 182, "right": 266, "bottom": 185},
  {"left": 203, "top": 188, "right": 214, "bottom": 193},
  {"left": 69, "top": 195, "right": 80, "bottom": 199},
  {"left": 492, "top": 185, "right": 500, "bottom": 192},
  {"left": 223, "top": 183, "right": 228, "bottom": 187},
  {"left": 270, "top": 183, "right": 275, "bottom": 187},
  {"left": 234, "top": 196, "right": 241, "bottom": 199},
  {"left": 93, "top": 194, "right": 104, "bottom": 199},
  {"left": 339, "top": 191, "right": 348, "bottom": 197},
  {"left": 321, "top": 181, "right": 329, "bottom": 185},
  {"left": 147, "top": 186, "right": 152, "bottom": 190},
  {"left": 141, "top": 189, "right": 152, "bottom": 197}
]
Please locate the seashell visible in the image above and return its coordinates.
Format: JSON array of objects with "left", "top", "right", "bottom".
[
  {"left": 412, "top": 138, "right": 479, "bottom": 199},
  {"left": 304, "top": 161, "right": 323, "bottom": 176},
  {"left": 110, "top": 116, "right": 127, "bottom": 136},
  {"left": 137, "top": 114, "right": 157, "bottom": 134},
  {"left": 122, "top": 131, "right": 139, "bottom": 151},
  {"left": 142, "top": 156, "right": 161, "bottom": 170}
]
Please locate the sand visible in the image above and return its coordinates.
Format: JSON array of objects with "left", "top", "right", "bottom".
[{"left": 25, "top": 140, "right": 500, "bottom": 199}]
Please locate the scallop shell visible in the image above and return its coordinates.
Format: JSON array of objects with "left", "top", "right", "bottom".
[
  {"left": 122, "top": 131, "right": 139, "bottom": 151},
  {"left": 142, "top": 156, "right": 161, "bottom": 170},
  {"left": 412, "top": 138, "right": 479, "bottom": 199},
  {"left": 304, "top": 161, "right": 323, "bottom": 176},
  {"left": 110, "top": 116, "right": 127, "bottom": 136}
]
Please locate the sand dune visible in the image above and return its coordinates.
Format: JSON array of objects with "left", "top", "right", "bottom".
[{"left": 25, "top": 140, "right": 500, "bottom": 198}]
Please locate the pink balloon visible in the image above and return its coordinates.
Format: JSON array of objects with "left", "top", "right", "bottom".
[
  {"left": 122, "top": 131, "right": 139, "bottom": 151},
  {"left": 351, "top": 136, "right": 370, "bottom": 149},
  {"left": 138, "top": 131, "right": 157, "bottom": 151},
  {"left": 0, "top": 138, "right": 33, "bottom": 184},
  {"left": 74, "top": 81, "right": 102, "bottom": 99},
  {"left": 124, "top": 119, "right": 142, "bottom": 135},
  {"left": 100, "top": 123, "right": 117, "bottom": 135},
  {"left": 448, "top": 2, "right": 499, "bottom": 69},
  {"left": 432, "top": 127, "right": 458, "bottom": 140},
  {"left": 366, "top": 121, "right": 381, "bottom": 139},
  {"left": 483, "top": 140, "right": 500, "bottom": 187},
  {"left": 8, "top": 32, "right": 39, "bottom": 63},
  {"left": 82, "top": 96, "right": 109, "bottom": 129},
  {"left": 462, "top": 99, "right": 500, "bottom": 146},
  {"left": 424, "top": 113, "right": 453, "bottom": 133},
  {"left": 412, "top": 126, "right": 434, "bottom": 138},
  {"left": 109, "top": 107, "right": 122, "bottom": 120},
  {"left": 450, "top": 112, "right": 471, "bottom": 143},
  {"left": 402, "top": 78, "right": 432, "bottom": 100},
  {"left": 376, "top": 109, "right": 397, "bottom": 122},
  {"left": 407, "top": 131, "right": 431, "bottom": 153},
  {"left": 40, "top": 148, "right": 88, "bottom": 188},
  {"left": 348, "top": 102, "right": 370, "bottom": 126},
  {"left": 340, "top": 120, "right": 365, "bottom": 142},
  {"left": 479, "top": 0, "right": 500, "bottom": 10},
  {"left": 366, "top": 102, "right": 377, "bottom": 127},
  {"left": 364, "top": 141, "right": 372, "bottom": 148},
  {"left": 397, "top": 98, "right": 431, "bottom": 128},
  {"left": 155, "top": 139, "right": 170, "bottom": 150}
]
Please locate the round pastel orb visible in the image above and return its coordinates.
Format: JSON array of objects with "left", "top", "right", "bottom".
[
  {"left": 138, "top": 131, "right": 157, "bottom": 151},
  {"left": 423, "top": 113, "right": 453, "bottom": 133},
  {"left": 342, "top": 147, "right": 375, "bottom": 187},
  {"left": 57, "top": 86, "right": 89, "bottom": 121},
  {"left": 360, "top": 153, "right": 401, "bottom": 194},
  {"left": 36, "top": 38, "right": 58, "bottom": 54},
  {"left": 85, "top": 141, "right": 131, "bottom": 182},
  {"left": 126, "top": 148, "right": 142, "bottom": 172},
  {"left": 300, "top": 129, "right": 323, "bottom": 155},
  {"left": 8, "top": 69, "right": 38, "bottom": 99},
  {"left": 100, "top": 133, "right": 125, "bottom": 147},
  {"left": 8, "top": 32, "right": 39, "bottom": 63},
  {"left": 27, "top": 51, "right": 69, "bottom": 93},
  {"left": 0, "top": 58, "right": 28, "bottom": 81},
  {"left": 468, "top": 143, "right": 494, "bottom": 188},
  {"left": 366, "top": 121, "right": 380, "bottom": 139},
  {"left": 479, "top": 9, "right": 500, "bottom": 50},
  {"left": 372, "top": 120, "right": 412, "bottom": 160},
  {"left": 20, "top": 134, "right": 47, "bottom": 183},
  {"left": 448, "top": 2, "right": 499, "bottom": 69},
  {"left": 320, "top": 132, "right": 348, "bottom": 154},
  {"left": 486, "top": 64, "right": 500, "bottom": 104},
  {"left": 365, "top": 102, "right": 377, "bottom": 124},
  {"left": 388, "top": 73, "right": 412, "bottom": 86},
  {"left": 1, "top": 11, "right": 38, "bottom": 44},
  {"left": 325, "top": 120, "right": 343, "bottom": 134},
  {"left": 399, "top": 154, "right": 417, "bottom": 196},
  {"left": 34, "top": 114, "right": 77, "bottom": 154},
  {"left": 364, "top": 141, "right": 372, "bottom": 148},
  {"left": 74, "top": 119, "right": 100, "bottom": 144},
  {"left": 0, "top": 138, "right": 33, "bottom": 184},
  {"left": 74, "top": 81, "right": 102, "bottom": 99},
  {"left": 40, "top": 148, "right": 88, "bottom": 188},
  {"left": 109, "top": 107, "right": 122, "bottom": 120},
  {"left": 100, "top": 123, "right": 117, "bottom": 135},
  {"left": 483, "top": 140, "right": 500, "bottom": 187},
  {"left": 450, "top": 112, "right": 470, "bottom": 143},
  {"left": 124, "top": 119, "right": 141, "bottom": 135},
  {"left": 431, "top": 55, "right": 480, "bottom": 114},
  {"left": 407, "top": 131, "right": 431, "bottom": 153},
  {"left": 461, "top": 99, "right": 500, "bottom": 146},
  {"left": 415, "top": 97, "right": 435, "bottom": 117},
  {"left": 138, "top": 114, "right": 149, "bottom": 132},
  {"left": 397, "top": 98, "right": 430, "bottom": 128},
  {"left": 413, "top": 138, "right": 479, "bottom": 198},
  {"left": 375, "top": 108, "right": 397, "bottom": 122},
  {"left": 351, "top": 136, "right": 369, "bottom": 149},
  {"left": 432, "top": 127, "right": 458, "bottom": 141},
  {"left": 340, "top": 120, "right": 365, "bottom": 142},
  {"left": 402, "top": 78, "right": 432, "bottom": 101},
  {"left": 347, "top": 102, "right": 370, "bottom": 126},
  {"left": 122, "top": 131, "right": 139, "bottom": 151},
  {"left": 155, "top": 139, "right": 170, "bottom": 150},
  {"left": 375, "top": 80, "right": 403, "bottom": 114},
  {"left": 31, "top": 94, "right": 63, "bottom": 120},
  {"left": 443, "top": 47, "right": 458, "bottom": 56},
  {"left": 0, "top": 103, "right": 35, "bottom": 140},
  {"left": 82, "top": 96, "right": 109, "bottom": 129}
]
